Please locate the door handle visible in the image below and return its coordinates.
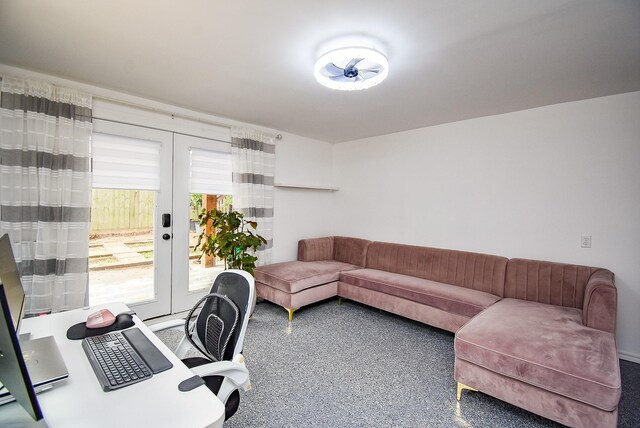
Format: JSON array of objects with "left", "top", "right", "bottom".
[{"left": 162, "top": 233, "right": 171, "bottom": 241}]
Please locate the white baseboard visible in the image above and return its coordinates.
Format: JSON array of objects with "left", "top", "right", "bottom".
[{"left": 619, "top": 350, "right": 640, "bottom": 364}]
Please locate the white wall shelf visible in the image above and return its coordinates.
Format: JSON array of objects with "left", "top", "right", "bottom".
[{"left": 274, "top": 182, "right": 338, "bottom": 191}]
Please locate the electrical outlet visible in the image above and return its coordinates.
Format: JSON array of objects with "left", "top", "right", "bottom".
[{"left": 581, "top": 235, "right": 592, "bottom": 248}]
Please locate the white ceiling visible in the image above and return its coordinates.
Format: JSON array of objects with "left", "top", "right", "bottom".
[{"left": 1, "top": 1, "right": 639, "bottom": 143}]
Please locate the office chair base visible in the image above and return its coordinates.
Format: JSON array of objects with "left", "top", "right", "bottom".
[
  {"left": 285, "top": 307, "right": 299, "bottom": 321},
  {"left": 225, "top": 389, "right": 240, "bottom": 420},
  {"left": 456, "top": 382, "right": 478, "bottom": 401},
  {"left": 181, "top": 365, "right": 240, "bottom": 422}
]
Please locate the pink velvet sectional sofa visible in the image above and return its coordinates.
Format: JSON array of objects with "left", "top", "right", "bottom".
[{"left": 254, "top": 236, "right": 620, "bottom": 427}]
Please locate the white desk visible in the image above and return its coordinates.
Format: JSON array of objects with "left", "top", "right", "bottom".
[{"left": 0, "top": 303, "right": 225, "bottom": 427}]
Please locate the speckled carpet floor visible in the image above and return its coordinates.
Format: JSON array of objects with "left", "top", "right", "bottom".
[{"left": 154, "top": 299, "right": 640, "bottom": 427}]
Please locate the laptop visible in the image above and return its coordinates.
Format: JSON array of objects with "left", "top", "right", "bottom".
[
  {"left": 0, "top": 335, "right": 69, "bottom": 404},
  {"left": 0, "top": 234, "right": 69, "bottom": 404}
]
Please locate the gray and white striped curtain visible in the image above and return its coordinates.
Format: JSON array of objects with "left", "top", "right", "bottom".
[
  {"left": 0, "top": 76, "right": 92, "bottom": 314},
  {"left": 231, "top": 128, "right": 274, "bottom": 266}
]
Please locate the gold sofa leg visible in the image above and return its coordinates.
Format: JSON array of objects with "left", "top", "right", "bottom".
[
  {"left": 456, "top": 382, "right": 478, "bottom": 401},
  {"left": 285, "top": 307, "right": 299, "bottom": 321}
]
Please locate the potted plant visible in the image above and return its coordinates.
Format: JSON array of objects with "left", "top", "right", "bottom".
[{"left": 194, "top": 209, "right": 267, "bottom": 276}]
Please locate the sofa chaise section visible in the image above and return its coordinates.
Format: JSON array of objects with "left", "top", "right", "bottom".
[
  {"left": 338, "top": 241, "right": 507, "bottom": 332},
  {"left": 254, "top": 236, "right": 370, "bottom": 320},
  {"left": 455, "top": 259, "right": 619, "bottom": 428}
]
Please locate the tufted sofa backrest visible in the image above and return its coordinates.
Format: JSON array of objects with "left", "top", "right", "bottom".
[
  {"left": 297, "top": 236, "right": 371, "bottom": 267},
  {"left": 365, "top": 241, "right": 508, "bottom": 296},
  {"left": 505, "top": 258, "right": 605, "bottom": 309},
  {"left": 332, "top": 236, "right": 371, "bottom": 267}
]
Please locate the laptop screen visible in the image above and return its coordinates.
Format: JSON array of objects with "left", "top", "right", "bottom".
[{"left": 0, "top": 235, "right": 26, "bottom": 332}]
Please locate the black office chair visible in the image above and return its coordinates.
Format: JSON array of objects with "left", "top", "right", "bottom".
[{"left": 150, "top": 269, "right": 254, "bottom": 420}]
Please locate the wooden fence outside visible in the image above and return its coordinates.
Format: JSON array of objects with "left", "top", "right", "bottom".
[{"left": 90, "top": 189, "right": 155, "bottom": 233}]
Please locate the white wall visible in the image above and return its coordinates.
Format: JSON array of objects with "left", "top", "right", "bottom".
[
  {"left": 332, "top": 92, "right": 640, "bottom": 361},
  {"left": 272, "top": 133, "right": 335, "bottom": 262}
]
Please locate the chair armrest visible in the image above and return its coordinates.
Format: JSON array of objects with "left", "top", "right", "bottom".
[
  {"left": 148, "top": 319, "right": 192, "bottom": 357},
  {"left": 297, "top": 237, "right": 334, "bottom": 261},
  {"left": 190, "top": 356, "right": 251, "bottom": 392},
  {"left": 582, "top": 269, "right": 617, "bottom": 334},
  {"left": 148, "top": 318, "right": 185, "bottom": 333}
]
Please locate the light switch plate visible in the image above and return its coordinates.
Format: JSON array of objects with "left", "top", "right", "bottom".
[{"left": 581, "top": 235, "right": 592, "bottom": 248}]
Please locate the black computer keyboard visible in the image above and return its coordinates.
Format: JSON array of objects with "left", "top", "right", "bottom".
[{"left": 82, "top": 330, "right": 153, "bottom": 391}]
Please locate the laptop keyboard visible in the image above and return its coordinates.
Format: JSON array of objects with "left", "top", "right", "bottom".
[{"left": 82, "top": 331, "right": 153, "bottom": 391}]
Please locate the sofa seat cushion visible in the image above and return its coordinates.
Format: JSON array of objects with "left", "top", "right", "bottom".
[
  {"left": 455, "top": 298, "right": 620, "bottom": 411},
  {"left": 339, "top": 269, "right": 501, "bottom": 318},
  {"left": 254, "top": 260, "right": 361, "bottom": 294}
]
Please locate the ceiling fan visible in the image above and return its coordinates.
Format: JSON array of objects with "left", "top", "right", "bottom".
[{"left": 314, "top": 47, "right": 389, "bottom": 91}]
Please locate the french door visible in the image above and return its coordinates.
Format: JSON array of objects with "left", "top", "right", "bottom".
[
  {"left": 172, "top": 133, "right": 232, "bottom": 312},
  {"left": 89, "top": 121, "right": 231, "bottom": 319}
]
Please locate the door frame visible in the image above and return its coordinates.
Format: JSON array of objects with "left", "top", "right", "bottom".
[{"left": 91, "top": 100, "right": 232, "bottom": 319}]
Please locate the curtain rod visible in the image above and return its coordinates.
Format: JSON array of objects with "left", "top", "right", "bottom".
[{"left": 93, "top": 95, "right": 282, "bottom": 140}]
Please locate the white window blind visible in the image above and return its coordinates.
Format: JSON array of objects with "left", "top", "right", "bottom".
[
  {"left": 92, "top": 133, "right": 161, "bottom": 190},
  {"left": 189, "top": 148, "right": 232, "bottom": 195}
]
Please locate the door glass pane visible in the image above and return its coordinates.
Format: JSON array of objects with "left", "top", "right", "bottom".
[
  {"left": 188, "top": 194, "right": 232, "bottom": 291},
  {"left": 89, "top": 189, "right": 156, "bottom": 305}
]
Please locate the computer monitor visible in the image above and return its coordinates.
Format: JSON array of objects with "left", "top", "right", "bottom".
[
  {"left": 0, "top": 234, "right": 26, "bottom": 332},
  {"left": 0, "top": 283, "right": 43, "bottom": 421}
]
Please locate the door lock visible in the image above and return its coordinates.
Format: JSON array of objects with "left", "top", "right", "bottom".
[
  {"left": 162, "top": 233, "right": 171, "bottom": 241},
  {"left": 162, "top": 213, "right": 171, "bottom": 227}
]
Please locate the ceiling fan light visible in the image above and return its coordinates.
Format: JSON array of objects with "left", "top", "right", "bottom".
[{"left": 314, "top": 47, "right": 389, "bottom": 91}]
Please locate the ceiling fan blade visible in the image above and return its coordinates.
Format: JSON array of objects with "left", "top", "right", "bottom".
[
  {"left": 354, "top": 59, "right": 377, "bottom": 70},
  {"left": 329, "top": 75, "right": 353, "bottom": 82},
  {"left": 359, "top": 70, "right": 380, "bottom": 79},
  {"left": 324, "top": 63, "right": 345, "bottom": 76},
  {"left": 345, "top": 58, "right": 365, "bottom": 70}
]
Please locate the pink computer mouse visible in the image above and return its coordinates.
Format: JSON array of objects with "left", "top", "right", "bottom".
[{"left": 86, "top": 309, "right": 116, "bottom": 329}]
